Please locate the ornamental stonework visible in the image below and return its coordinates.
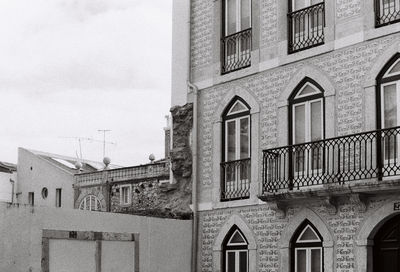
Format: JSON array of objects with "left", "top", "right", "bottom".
[
  {"left": 197, "top": 35, "right": 399, "bottom": 190},
  {"left": 198, "top": 197, "right": 388, "bottom": 272},
  {"left": 191, "top": 0, "right": 213, "bottom": 69},
  {"left": 336, "top": 0, "right": 362, "bottom": 20},
  {"left": 260, "top": 0, "right": 278, "bottom": 49}
]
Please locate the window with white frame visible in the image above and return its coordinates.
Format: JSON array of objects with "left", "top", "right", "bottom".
[
  {"left": 291, "top": 221, "right": 323, "bottom": 272},
  {"left": 221, "top": 97, "right": 251, "bottom": 200},
  {"left": 79, "top": 195, "right": 102, "bottom": 211},
  {"left": 377, "top": 55, "right": 400, "bottom": 164},
  {"left": 290, "top": 79, "right": 324, "bottom": 174},
  {"left": 120, "top": 185, "right": 131, "bottom": 205},
  {"left": 223, "top": 227, "right": 248, "bottom": 272},
  {"left": 222, "top": 0, "right": 252, "bottom": 74}
]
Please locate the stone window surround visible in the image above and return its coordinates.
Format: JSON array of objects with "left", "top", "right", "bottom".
[
  {"left": 364, "top": 43, "right": 400, "bottom": 132},
  {"left": 355, "top": 197, "right": 400, "bottom": 272},
  {"left": 120, "top": 184, "right": 132, "bottom": 206},
  {"left": 279, "top": 208, "right": 334, "bottom": 272},
  {"left": 212, "top": 86, "right": 261, "bottom": 209},
  {"left": 41, "top": 229, "right": 139, "bottom": 272},
  {"left": 277, "top": 65, "right": 336, "bottom": 148},
  {"left": 75, "top": 190, "right": 106, "bottom": 212},
  {"left": 212, "top": 214, "right": 257, "bottom": 272}
]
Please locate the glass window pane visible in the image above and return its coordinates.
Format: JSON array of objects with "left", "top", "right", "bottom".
[
  {"left": 294, "top": 0, "right": 308, "bottom": 10},
  {"left": 227, "top": 0, "right": 237, "bottom": 35},
  {"left": 227, "top": 252, "right": 235, "bottom": 272},
  {"left": 298, "top": 85, "right": 317, "bottom": 96},
  {"left": 299, "top": 226, "right": 320, "bottom": 241},
  {"left": 389, "top": 60, "right": 400, "bottom": 75},
  {"left": 227, "top": 121, "right": 237, "bottom": 161},
  {"left": 240, "top": 118, "right": 249, "bottom": 159},
  {"left": 229, "top": 231, "right": 246, "bottom": 244},
  {"left": 295, "top": 105, "right": 306, "bottom": 144},
  {"left": 229, "top": 101, "right": 247, "bottom": 114},
  {"left": 239, "top": 251, "right": 248, "bottom": 272},
  {"left": 383, "top": 84, "right": 397, "bottom": 128},
  {"left": 311, "top": 101, "right": 322, "bottom": 141},
  {"left": 311, "top": 249, "right": 321, "bottom": 272},
  {"left": 241, "top": 0, "right": 251, "bottom": 30},
  {"left": 296, "top": 249, "right": 307, "bottom": 272}
]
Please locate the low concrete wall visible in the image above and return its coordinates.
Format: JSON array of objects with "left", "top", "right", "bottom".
[{"left": 0, "top": 203, "right": 192, "bottom": 272}]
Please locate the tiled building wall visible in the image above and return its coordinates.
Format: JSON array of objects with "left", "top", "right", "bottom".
[
  {"left": 197, "top": 196, "right": 391, "bottom": 272},
  {"left": 197, "top": 34, "right": 399, "bottom": 197}
]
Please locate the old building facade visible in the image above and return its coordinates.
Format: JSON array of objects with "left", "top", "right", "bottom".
[{"left": 176, "top": 0, "right": 400, "bottom": 271}]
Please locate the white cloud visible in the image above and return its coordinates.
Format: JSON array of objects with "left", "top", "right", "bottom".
[{"left": 0, "top": 0, "right": 173, "bottom": 165}]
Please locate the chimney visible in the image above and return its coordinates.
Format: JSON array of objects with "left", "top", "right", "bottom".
[{"left": 164, "top": 115, "right": 171, "bottom": 158}]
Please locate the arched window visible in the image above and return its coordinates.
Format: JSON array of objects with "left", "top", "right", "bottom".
[
  {"left": 223, "top": 226, "right": 248, "bottom": 272},
  {"left": 79, "top": 195, "right": 102, "bottom": 211},
  {"left": 221, "top": 97, "right": 251, "bottom": 201},
  {"left": 291, "top": 221, "right": 323, "bottom": 272},
  {"left": 373, "top": 214, "right": 400, "bottom": 272},
  {"left": 377, "top": 54, "right": 400, "bottom": 163},
  {"left": 289, "top": 78, "right": 325, "bottom": 176}
]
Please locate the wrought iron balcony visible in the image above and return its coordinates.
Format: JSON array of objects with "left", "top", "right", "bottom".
[
  {"left": 376, "top": 0, "right": 400, "bottom": 27},
  {"left": 262, "top": 126, "right": 400, "bottom": 193},
  {"left": 221, "top": 28, "right": 252, "bottom": 74},
  {"left": 288, "top": 2, "right": 325, "bottom": 54},
  {"left": 221, "top": 158, "right": 251, "bottom": 201}
]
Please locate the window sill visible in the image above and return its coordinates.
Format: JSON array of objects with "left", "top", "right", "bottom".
[{"left": 365, "top": 22, "right": 400, "bottom": 41}]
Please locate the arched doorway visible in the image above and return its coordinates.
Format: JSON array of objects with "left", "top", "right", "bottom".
[{"left": 374, "top": 214, "right": 400, "bottom": 272}]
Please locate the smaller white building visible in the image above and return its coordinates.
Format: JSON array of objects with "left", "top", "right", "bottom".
[{"left": 0, "top": 162, "right": 17, "bottom": 203}]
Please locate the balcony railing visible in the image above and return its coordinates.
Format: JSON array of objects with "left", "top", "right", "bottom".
[
  {"left": 221, "top": 158, "right": 251, "bottom": 201},
  {"left": 376, "top": 0, "right": 400, "bottom": 27},
  {"left": 288, "top": 2, "right": 325, "bottom": 54},
  {"left": 262, "top": 126, "right": 400, "bottom": 193},
  {"left": 75, "top": 162, "right": 169, "bottom": 186},
  {"left": 221, "top": 28, "right": 252, "bottom": 74}
]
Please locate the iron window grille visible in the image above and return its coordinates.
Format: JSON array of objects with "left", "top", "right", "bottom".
[
  {"left": 375, "top": 0, "right": 400, "bottom": 27},
  {"left": 221, "top": 28, "right": 252, "bottom": 74},
  {"left": 221, "top": 97, "right": 251, "bottom": 201},
  {"left": 288, "top": 2, "right": 325, "bottom": 54}
]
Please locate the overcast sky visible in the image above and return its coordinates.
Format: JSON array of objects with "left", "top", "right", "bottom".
[{"left": 0, "top": 0, "right": 172, "bottom": 166}]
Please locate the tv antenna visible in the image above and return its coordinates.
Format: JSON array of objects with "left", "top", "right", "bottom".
[
  {"left": 97, "top": 129, "right": 115, "bottom": 158},
  {"left": 59, "top": 136, "right": 93, "bottom": 160}
]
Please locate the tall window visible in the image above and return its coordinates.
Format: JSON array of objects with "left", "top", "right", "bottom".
[
  {"left": 79, "top": 195, "right": 102, "bottom": 211},
  {"left": 289, "top": 79, "right": 324, "bottom": 175},
  {"left": 28, "top": 192, "right": 34, "bottom": 206},
  {"left": 291, "top": 221, "right": 323, "bottom": 272},
  {"left": 223, "top": 226, "right": 248, "bottom": 272},
  {"left": 377, "top": 54, "right": 400, "bottom": 163},
  {"left": 221, "top": 97, "right": 251, "bottom": 201},
  {"left": 288, "top": 0, "right": 325, "bottom": 53},
  {"left": 55, "top": 188, "right": 62, "bottom": 208},
  {"left": 222, "top": 0, "right": 252, "bottom": 74},
  {"left": 120, "top": 185, "right": 132, "bottom": 205}
]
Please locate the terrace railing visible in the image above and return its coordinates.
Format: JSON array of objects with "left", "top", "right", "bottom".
[
  {"left": 221, "top": 158, "right": 251, "bottom": 201},
  {"left": 221, "top": 28, "right": 252, "bottom": 74},
  {"left": 288, "top": 2, "right": 325, "bottom": 53},
  {"left": 262, "top": 126, "right": 400, "bottom": 193},
  {"left": 376, "top": 0, "right": 400, "bottom": 27}
]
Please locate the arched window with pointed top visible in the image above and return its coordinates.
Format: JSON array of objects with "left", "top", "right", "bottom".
[
  {"left": 376, "top": 53, "right": 400, "bottom": 164},
  {"left": 223, "top": 226, "right": 249, "bottom": 272},
  {"left": 288, "top": 78, "right": 325, "bottom": 178},
  {"left": 291, "top": 220, "right": 323, "bottom": 272},
  {"left": 221, "top": 96, "right": 251, "bottom": 201}
]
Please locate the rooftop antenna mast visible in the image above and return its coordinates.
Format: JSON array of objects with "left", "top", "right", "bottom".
[
  {"left": 59, "top": 136, "right": 93, "bottom": 160},
  {"left": 98, "top": 129, "right": 112, "bottom": 157}
]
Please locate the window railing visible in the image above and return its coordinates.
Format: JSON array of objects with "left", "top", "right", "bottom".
[
  {"left": 288, "top": 2, "right": 325, "bottom": 54},
  {"left": 221, "top": 158, "right": 251, "bottom": 201},
  {"left": 221, "top": 28, "right": 252, "bottom": 74},
  {"left": 262, "top": 126, "right": 400, "bottom": 193},
  {"left": 376, "top": 0, "right": 400, "bottom": 27}
]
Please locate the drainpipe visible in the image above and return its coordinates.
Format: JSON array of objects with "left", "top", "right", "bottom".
[
  {"left": 186, "top": 0, "right": 199, "bottom": 271},
  {"left": 189, "top": 81, "right": 198, "bottom": 272},
  {"left": 9, "top": 179, "right": 15, "bottom": 204}
]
